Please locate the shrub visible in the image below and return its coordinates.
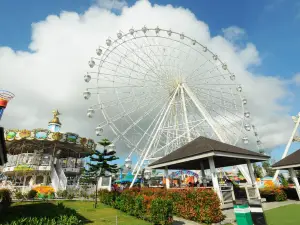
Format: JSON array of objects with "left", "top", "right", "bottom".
[
  {"left": 99, "top": 188, "right": 225, "bottom": 224},
  {"left": 27, "top": 190, "right": 37, "bottom": 200},
  {"left": 260, "top": 186, "right": 287, "bottom": 202},
  {"left": 56, "top": 190, "right": 68, "bottom": 198},
  {"left": 67, "top": 193, "right": 75, "bottom": 200},
  {"left": 3, "top": 215, "right": 83, "bottom": 225},
  {"left": 150, "top": 198, "right": 173, "bottom": 225},
  {"left": 14, "top": 191, "right": 24, "bottom": 200},
  {"left": 0, "top": 189, "right": 12, "bottom": 212},
  {"left": 275, "top": 188, "right": 287, "bottom": 201}
]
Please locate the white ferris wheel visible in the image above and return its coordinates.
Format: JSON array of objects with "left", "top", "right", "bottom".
[{"left": 83, "top": 26, "right": 263, "bottom": 185}]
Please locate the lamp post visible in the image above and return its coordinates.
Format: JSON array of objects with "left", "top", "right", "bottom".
[{"left": 0, "top": 90, "right": 14, "bottom": 121}]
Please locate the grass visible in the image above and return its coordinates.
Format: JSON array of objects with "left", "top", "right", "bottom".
[
  {"left": 264, "top": 204, "right": 300, "bottom": 225},
  {"left": 0, "top": 201, "right": 151, "bottom": 225}
]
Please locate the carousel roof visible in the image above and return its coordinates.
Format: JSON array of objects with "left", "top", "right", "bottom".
[{"left": 4, "top": 110, "right": 97, "bottom": 155}]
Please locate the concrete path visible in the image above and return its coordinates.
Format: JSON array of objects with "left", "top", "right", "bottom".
[{"left": 262, "top": 199, "right": 300, "bottom": 211}]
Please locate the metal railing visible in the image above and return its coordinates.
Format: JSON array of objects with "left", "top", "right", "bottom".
[{"left": 56, "top": 162, "right": 67, "bottom": 190}]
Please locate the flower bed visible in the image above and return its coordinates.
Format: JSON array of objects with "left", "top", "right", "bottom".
[
  {"left": 99, "top": 188, "right": 224, "bottom": 224},
  {"left": 259, "top": 186, "right": 287, "bottom": 202},
  {"left": 32, "top": 186, "right": 55, "bottom": 199}
]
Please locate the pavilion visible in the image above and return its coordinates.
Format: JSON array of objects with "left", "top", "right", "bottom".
[
  {"left": 272, "top": 149, "right": 300, "bottom": 200},
  {"left": 148, "top": 136, "right": 269, "bottom": 202}
]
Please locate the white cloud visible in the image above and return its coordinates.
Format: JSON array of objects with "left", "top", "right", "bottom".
[
  {"left": 96, "top": 0, "right": 127, "bottom": 10},
  {"left": 293, "top": 73, "right": 300, "bottom": 85},
  {"left": 222, "top": 26, "right": 246, "bottom": 42},
  {"left": 0, "top": 0, "right": 295, "bottom": 156}
]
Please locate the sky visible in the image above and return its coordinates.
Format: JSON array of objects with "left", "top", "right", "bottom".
[{"left": 0, "top": 0, "right": 300, "bottom": 165}]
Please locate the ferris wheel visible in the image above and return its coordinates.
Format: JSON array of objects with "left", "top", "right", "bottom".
[{"left": 83, "top": 26, "right": 262, "bottom": 185}]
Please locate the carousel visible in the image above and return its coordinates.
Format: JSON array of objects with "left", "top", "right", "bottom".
[{"left": 0, "top": 110, "right": 96, "bottom": 192}]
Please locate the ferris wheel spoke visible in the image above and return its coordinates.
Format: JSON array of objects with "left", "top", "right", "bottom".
[
  {"left": 99, "top": 44, "right": 162, "bottom": 82},
  {"left": 117, "top": 93, "right": 172, "bottom": 140},
  {"left": 118, "top": 39, "right": 166, "bottom": 81},
  {"left": 186, "top": 63, "right": 223, "bottom": 82},
  {"left": 139, "top": 36, "right": 171, "bottom": 77},
  {"left": 149, "top": 119, "right": 206, "bottom": 157},
  {"left": 187, "top": 73, "right": 231, "bottom": 83}
]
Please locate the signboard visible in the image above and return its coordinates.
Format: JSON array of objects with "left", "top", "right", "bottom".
[{"left": 171, "top": 170, "right": 199, "bottom": 178}]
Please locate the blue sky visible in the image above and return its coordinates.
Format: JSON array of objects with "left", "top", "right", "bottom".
[{"left": 1, "top": 0, "right": 300, "bottom": 163}]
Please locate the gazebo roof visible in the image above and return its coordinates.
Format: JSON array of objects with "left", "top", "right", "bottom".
[
  {"left": 272, "top": 149, "right": 300, "bottom": 170},
  {"left": 149, "top": 136, "right": 269, "bottom": 170}
]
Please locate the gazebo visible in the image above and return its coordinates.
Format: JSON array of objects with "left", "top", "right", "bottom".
[
  {"left": 148, "top": 136, "right": 269, "bottom": 202},
  {"left": 272, "top": 149, "right": 300, "bottom": 200}
]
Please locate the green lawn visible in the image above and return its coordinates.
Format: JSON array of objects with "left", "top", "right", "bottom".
[
  {"left": 264, "top": 204, "right": 300, "bottom": 225},
  {"left": 0, "top": 201, "right": 151, "bottom": 225},
  {"left": 3, "top": 201, "right": 300, "bottom": 225}
]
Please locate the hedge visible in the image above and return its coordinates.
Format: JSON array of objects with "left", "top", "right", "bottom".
[{"left": 99, "top": 188, "right": 225, "bottom": 224}]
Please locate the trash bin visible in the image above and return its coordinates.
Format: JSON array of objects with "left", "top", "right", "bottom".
[
  {"left": 233, "top": 199, "right": 253, "bottom": 225},
  {"left": 248, "top": 199, "right": 267, "bottom": 225}
]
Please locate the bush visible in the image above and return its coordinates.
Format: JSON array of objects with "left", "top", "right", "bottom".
[
  {"left": 3, "top": 215, "right": 83, "bottom": 225},
  {"left": 260, "top": 186, "right": 287, "bottom": 202},
  {"left": 27, "top": 190, "right": 37, "bottom": 200},
  {"left": 67, "top": 193, "right": 75, "bottom": 200},
  {"left": 150, "top": 198, "right": 173, "bottom": 225},
  {"left": 99, "top": 188, "right": 225, "bottom": 224},
  {"left": 14, "top": 191, "right": 24, "bottom": 200},
  {"left": 56, "top": 190, "right": 68, "bottom": 198},
  {"left": 0, "top": 189, "right": 12, "bottom": 212}
]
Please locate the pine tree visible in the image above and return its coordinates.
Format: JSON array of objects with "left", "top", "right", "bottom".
[{"left": 84, "top": 138, "right": 119, "bottom": 208}]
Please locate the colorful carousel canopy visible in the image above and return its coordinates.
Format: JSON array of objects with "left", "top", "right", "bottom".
[{"left": 4, "top": 110, "right": 97, "bottom": 157}]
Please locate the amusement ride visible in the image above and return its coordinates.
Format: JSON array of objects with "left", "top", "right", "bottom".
[
  {"left": 83, "top": 26, "right": 265, "bottom": 187},
  {"left": 0, "top": 110, "right": 97, "bottom": 192}
]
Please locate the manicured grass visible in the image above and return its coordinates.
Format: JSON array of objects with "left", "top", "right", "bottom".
[
  {"left": 1, "top": 201, "right": 151, "bottom": 225},
  {"left": 264, "top": 204, "right": 300, "bottom": 225}
]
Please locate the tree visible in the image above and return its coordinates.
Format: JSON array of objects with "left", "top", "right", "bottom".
[
  {"left": 253, "top": 163, "right": 263, "bottom": 178},
  {"left": 262, "top": 161, "right": 275, "bottom": 177},
  {"left": 85, "top": 138, "right": 119, "bottom": 208},
  {"left": 279, "top": 174, "right": 289, "bottom": 187}
]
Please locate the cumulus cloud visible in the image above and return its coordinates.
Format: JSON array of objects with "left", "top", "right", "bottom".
[
  {"left": 96, "top": 0, "right": 127, "bottom": 10},
  {"left": 293, "top": 73, "right": 300, "bottom": 85},
  {"left": 222, "top": 26, "right": 246, "bottom": 42},
  {"left": 0, "top": 0, "right": 295, "bottom": 156}
]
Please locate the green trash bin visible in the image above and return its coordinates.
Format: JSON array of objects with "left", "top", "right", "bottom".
[{"left": 233, "top": 200, "right": 253, "bottom": 225}]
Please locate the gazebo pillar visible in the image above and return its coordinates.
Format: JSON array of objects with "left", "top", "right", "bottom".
[
  {"left": 289, "top": 168, "right": 300, "bottom": 200},
  {"left": 208, "top": 157, "right": 222, "bottom": 201},
  {"left": 164, "top": 166, "right": 170, "bottom": 189},
  {"left": 246, "top": 159, "right": 261, "bottom": 199},
  {"left": 200, "top": 161, "right": 207, "bottom": 187}
]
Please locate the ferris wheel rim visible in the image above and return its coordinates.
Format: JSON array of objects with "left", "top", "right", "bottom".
[{"left": 84, "top": 26, "right": 260, "bottom": 161}]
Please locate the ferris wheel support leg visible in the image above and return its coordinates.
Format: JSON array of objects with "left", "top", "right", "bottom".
[
  {"left": 129, "top": 87, "right": 180, "bottom": 188},
  {"left": 182, "top": 83, "right": 252, "bottom": 184},
  {"left": 273, "top": 113, "right": 300, "bottom": 182},
  {"left": 182, "top": 83, "right": 226, "bottom": 142},
  {"left": 180, "top": 85, "right": 191, "bottom": 142}
]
